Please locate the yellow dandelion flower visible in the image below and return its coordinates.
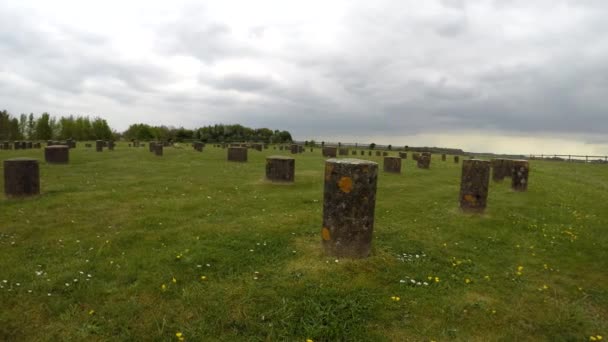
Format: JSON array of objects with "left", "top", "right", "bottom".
[
  {"left": 465, "top": 278, "right": 471, "bottom": 284},
  {"left": 172, "top": 277, "right": 177, "bottom": 284},
  {"left": 200, "top": 276, "right": 207, "bottom": 281},
  {"left": 428, "top": 276, "right": 433, "bottom": 281},
  {"left": 88, "top": 310, "right": 95, "bottom": 315},
  {"left": 435, "top": 277, "right": 440, "bottom": 283},
  {"left": 491, "top": 310, "right": 496, "bottom": 314},
  {"left": 176, "top": 255, "right": 181, "bottom": 259},
  {"left": 484, "top": 275, "right": 491, "bottom": 280},
  {"left": 597, "top": 335, "right": 602, "bottom": 340},
  {"left": 161, "top": 284, "right": 167, "bottom": 291},
  {"left": 543, "top": 284, "right": 548, "bottom": 290},
  {"left": 176, "top": 332, "right": 184, "bottom": 341},
  {"left": 590, "top": 336, "right": 597, "bottom": 341},
  {"left": 306, "top": 339, "right": 314, "bottom": 342},
  {"left": 517, "top": 266, "right": 524, "bottom": 271}
]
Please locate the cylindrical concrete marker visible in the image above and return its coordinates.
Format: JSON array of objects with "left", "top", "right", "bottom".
[
  {"left": 4, "top": 158, "right": 40, "bottom": 197},
  {"left": 417, "top": 152, "right": 431, "bottom": 169},
  {"left": 322, "top": 147, "right": 337, "bottom": 158},
  {"left": 322, "top": 158, "right": 378, "bottom": 258},
  {"left": 383, "top": 156, "right": 402, "bottom": 173},
  {"left": 154, "top": 143, "right": 163, "bottom": 156},
  {"left": 45, "top": 145, "right": 69, "bottom": 164},
  {"left": 459, "top": 159, "right": 490, "bottom": 213},
  {"left": 266, "top": 156, "right": 295, "bottom": 182},
  {"left": 511, "top": 160, "right": 529, "bottom": 191},
  {"left": 228, "top": 147, "right": 247, "bottom": 162}
]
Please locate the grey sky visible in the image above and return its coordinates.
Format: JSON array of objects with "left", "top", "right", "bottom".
[{"left": 1, "top": 0, "right": 608, "bottom": 154}]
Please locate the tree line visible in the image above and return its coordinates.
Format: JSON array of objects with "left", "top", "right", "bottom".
[
  {"left": 0, "top": 110, "right": 113, "bottom": 141},
  {"left": 0, "top": 110, "right": 294, "bottom": 144},
  {"left": 123, "top": 123, "right": 293, "bottom": 143}
]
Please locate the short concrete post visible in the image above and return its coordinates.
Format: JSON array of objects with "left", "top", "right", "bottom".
[
  {"left": 383, "top": 156, "right": 402, "bottom": 173},
  {"left": 459, "top": 159, "right": 490, "bottom": 213},
  {"left": 322, "top": 147, "right": 337, "bottom": 158},
  {"left": 228, "top": 147, "right": 247, "bottom": 162},
  {"left": 322, "top": 159, "right": 378, "bottom": 258},
  {"left": 417, "top": 152, "right": 431, "bottom": 169},
  {"left": 44, "top": 145, "right": 69, "bottom": 164},
  {"left": 4, "top": 158, "right": 40, "bottom": 197},
  {"left": 154, "top": 143, "right": 163, "bottom": 156},
  {"left": 266, "top": 156, "right": 295, "bottom": 182},
  {"left": 511, "top": 160, "right": 529, "bottom": 191}
]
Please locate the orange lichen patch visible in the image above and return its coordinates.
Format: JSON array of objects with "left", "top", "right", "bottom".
[
  {"left": 325, "top": 164, "right": 334, "bottom": 181},
  {"left": 321, "top": 227, "right": 331, "bottom": 241},
  {"left": 338, "top": 176, "right": 353, "bottom": 193},
  {"left": 464, "top": 194, "right": 476, "bottom": 203}
]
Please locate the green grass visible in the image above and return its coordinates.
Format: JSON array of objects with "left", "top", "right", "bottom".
[{"left": 0, "top": 144, "right": 607, "bottom": 341}]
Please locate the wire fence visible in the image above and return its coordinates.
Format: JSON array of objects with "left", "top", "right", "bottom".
[{"left": 529, "top": 154, "right": 608, "bottom": 163}]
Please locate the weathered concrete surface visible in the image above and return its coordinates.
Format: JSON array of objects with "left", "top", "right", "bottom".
[
  {"left": 45, "top": 145, "right": 69, "bottom": 164},
  {"left": 266, "top": 156, "right": 295, "bottom": 182},
  {"left": 322, "top": 158, "right": 378, "bottom": 258},
  {"left": 154, "top": 143, "right": 163, "bottom": 156},
  {"left": 4, "top": 158, "right": 40, "bottom": 197},
  {"left": 228, "top": 147, "right": 248, "bottom": 162},
  {"left": 322, "top": 147, "right": 338, "bottom": 158},
  {"left": 383, "top": 156, "right": 402, "bottom": 173},
  {"left": 511, "top": 160, "right": 529, "bottom": 191},
  {"left": 417, "top": 152, "right": 431, "bottom": 169},
  {"left": 459, "top": 159, "right": 490, "bottom": 213},
  {"left": 491, "top": 159, "right": 510, "bottom": 182}
]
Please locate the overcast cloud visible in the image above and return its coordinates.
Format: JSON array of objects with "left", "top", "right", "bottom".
[{"left": 1, "top": 0, "right": 608, "bottom": 154}]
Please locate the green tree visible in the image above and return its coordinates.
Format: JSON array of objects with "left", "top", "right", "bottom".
[
  {"left": 18, "top": 113, "right": 27, "bottom": 138},
  {"left": 27, "top": 113, "right": 35, "bottom": 139},
  {"left": 35, "top": 113, "right": 53, "bottom": 140}
]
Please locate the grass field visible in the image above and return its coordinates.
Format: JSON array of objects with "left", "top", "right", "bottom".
[{"left": 1, "top": 143, "right": 607, "bottom": 341}]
